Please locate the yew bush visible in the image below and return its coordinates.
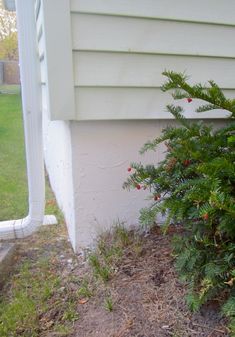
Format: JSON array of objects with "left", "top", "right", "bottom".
[{"left": 123, "top": 71, "right": 235, "bottom": 334}]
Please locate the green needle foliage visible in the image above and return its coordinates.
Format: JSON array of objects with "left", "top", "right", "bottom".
[{"left": 123, "top": 71, "right": 235, "bottom": 334}]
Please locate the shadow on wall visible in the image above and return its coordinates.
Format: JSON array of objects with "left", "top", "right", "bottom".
[{"left": 0, "top": 61, "right": 20, "bottom": 85}]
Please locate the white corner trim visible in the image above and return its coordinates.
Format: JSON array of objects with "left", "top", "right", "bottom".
[
  {"left": 41, "top": 0, "right": 76, "bottom": 120},
  {"left": 0, "top": 0, "right": 56, "bottom": 240}
]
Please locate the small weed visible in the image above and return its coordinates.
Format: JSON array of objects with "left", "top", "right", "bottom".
[
  {"left": 98, "top": 236, "right": 123, "bottom": 265},
  {"left": 89, "top": 253, "right": 100, "bottom": 270},
  {"left": 98, "top": 265, "right": 111, "bottom": 282},
  {"left": 89, "top": 253, "right": 111, "bottom": 282},
  {"left": 62, "top": 302, "right": 79, "bottom": 322},
  {"left": 104, "top": 296, "right": 114, "bottom": 312},
  {"left": 89, "top": 225, "right": 136, "bottom": 283},
  {"left": 132, "top": 235, "right": 144, "bottom": 257},
  {"left": 172, "top": 332, "right": 183, "bottom": 337},
  {"left": 113, "top": 224, "right": 130, "bottom": 247},
  {"left": 77, "top": 279, "right": 93, "bottom": 298},
  {"left": 104, "top": 246, "right": 123, "bottom": 263},
  {"left": 53, "top": 323, "right": 73, "bottom": 336}
]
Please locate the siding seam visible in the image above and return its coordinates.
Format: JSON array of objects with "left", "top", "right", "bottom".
[
  {"left": 70, "top": 11, "right": 235, "bottom": 28},
  {"left": 72, "top": 49, "right": 235, "bottom": 60}
]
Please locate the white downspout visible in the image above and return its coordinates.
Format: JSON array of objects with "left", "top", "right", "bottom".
[{"left": 0, "top": 0, "right": 56, "bottom": 240}]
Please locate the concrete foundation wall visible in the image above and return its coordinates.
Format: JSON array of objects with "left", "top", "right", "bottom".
[
  {"left": 42, "top": 111, "right": 76, "bottom": 250},
  {"left": 44, "top": 118, "right": 226, "bottom": 252},
  {"left": 70, "top": 120, "right": 172, "bottom": 250}
]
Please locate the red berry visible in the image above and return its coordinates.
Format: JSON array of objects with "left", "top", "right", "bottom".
[
  {"left": 202, "top": 213, "right": 209, "bottom": 220},
  {"left": 127, "top": 167, "right": 132, "bottom": 172},
  {"left": 136, "top": 184, "right": 141, "bottom": 190},
  {"left": 154, "top": 194, "right": 161, "bottom": 201},
  {"left": 183, "top": 159, "right": 191, "bottom": 167},
  {"left": 187, "top": 98, "right": 192, "bottom": 103}
]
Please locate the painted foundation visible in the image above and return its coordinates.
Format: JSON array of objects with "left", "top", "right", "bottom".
[
  {"left": 43, "top": 118, "right": 225, "bottom": 252},
  {"left": 70, "top": 120, "right": 175, "bottom": 251}
]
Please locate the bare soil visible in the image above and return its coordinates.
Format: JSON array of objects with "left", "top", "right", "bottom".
[
  {"left": 3, "top": 224, "right": 230, "bottom": 337},
  {"left": 73, "top": 226, "right": 229, "bottom": 337}
]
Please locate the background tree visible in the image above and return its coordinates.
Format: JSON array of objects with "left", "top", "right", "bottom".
[{"left": 0, "top": 0, "right": 18, "bottom": 60}]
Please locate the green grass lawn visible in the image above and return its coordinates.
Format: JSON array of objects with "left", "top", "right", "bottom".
[
  {"left": 0, "top": 88, "right": 62, "bottom": 223},
  {"left": 0, "top": 92, "right": 28, "bottom": 220},
  {"left": 0, "top": 89, "right": 72, "bottom": 337},
  {"left": 0, "top": 85, "right": 21, "bottom": 95}
]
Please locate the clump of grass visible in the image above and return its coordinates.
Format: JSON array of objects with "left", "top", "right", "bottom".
[
  {"left": 61, "top": 301, "right": 79, "bottom": 322},
  {"left": 113, "top": 224, "right": 130, "bottom": 247},
  {"left": 89, "top": 224, "right": 143, "bottom": 283},
  {"left": 98, "top": 236, "right": 123, "bottom": 265},
  {"left": 104, "top": 296, "right": 114, "bottom": 312},
  {"left": 132, "top": 234, "right": 144, "bottom": 257},
  {"left": 77, "top": 278, "right": 93, "bottom": 298},
  {"left": 53, "top": 324, "right": 73, "bottom": 336},
  {"left": 89, "top": 254, "right": 111, "bottom": 282}
]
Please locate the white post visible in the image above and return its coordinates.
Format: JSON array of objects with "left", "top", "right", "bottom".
[
  {"left": 0, "top": 0, "right": 55, "bottom": 239},
  {"left": 16, "top": 0, "right": 45, "bottom": 228}
]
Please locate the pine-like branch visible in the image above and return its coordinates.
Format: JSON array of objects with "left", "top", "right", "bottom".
[{"left": 162, "top": 71, "right": 235, "bottom": 117}]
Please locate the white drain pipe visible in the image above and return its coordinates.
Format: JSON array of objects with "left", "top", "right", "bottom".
[{"left": 0, "top": 0, "right": 56, "bottom": 240}]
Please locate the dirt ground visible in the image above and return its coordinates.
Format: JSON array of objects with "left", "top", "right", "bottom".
[
  {"left": 3, "top": 223, "right": 230, "bottom": 337},
  {"left": 73, "top": 227, "right": 229, "bottom": 337}
]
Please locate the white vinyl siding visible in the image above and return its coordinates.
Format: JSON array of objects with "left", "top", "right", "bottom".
[
  {"left": 74, "top": 87, "right": 231, "bottom": 120},
  {"left": 70, "top": 0, "right": 235, "bottom": 26},
  {"left": 71, "top": 14, "right": 235, "bottom": 58},
  {"left": 70, "top": 1, "right": 235, "bottom": 120},
  {"left": 74, "top": 52, "right": 235, "bottom": 89},
  {"left": 39, "top": 0, "right": 235, "bottom": 120}
]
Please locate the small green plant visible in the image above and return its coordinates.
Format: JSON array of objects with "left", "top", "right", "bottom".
[
  {"left": 53, "top": 324, "right": 73, "bottom": 336},
  {"left": 89, "top": 224, "right": 135, "bottom": 282},
  {"left": 98, "top": 235, "right": 123, "bottom": 264},
  {"left": 89, "top": 253, "right": 111, "bottom": 282},
  {"left": 77, "top": 278, "right": 93, "bottom": 298},
  {"left": 132, "top": 236, "right": 144, "bottom": 257},
  {"left": 123, "top": 71, "right": 235, "bottom": 333},
  {"left": 104, "top": 296, "right": 114, "bottom": 312},
  {"left": 62, "top": 302, "right": 79, "bottom": 322},
  {"left": 113, "top": 223, "right": 130, "bottom": 247}
]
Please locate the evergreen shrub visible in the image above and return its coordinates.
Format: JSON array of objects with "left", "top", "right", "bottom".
[{"left": 123, "top": 71, "right": 235, "bottom": 332}]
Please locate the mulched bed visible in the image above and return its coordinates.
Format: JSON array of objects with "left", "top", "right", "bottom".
[{"left": 73, "top": 226, "right": 229, "bottom": 337}]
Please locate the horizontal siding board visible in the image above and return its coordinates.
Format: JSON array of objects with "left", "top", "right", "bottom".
[
  {"left": 70, "top": 0, "right": 235, "bottom": 26},
  {"left": 73, "top": 51, "right": 235, "bottom": 89},
  {"left": 74, "top": 87, "right": 232, "bottom": 120},
  {"left": 71, "top": 14, "right": 235, "bottom": 58}
]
